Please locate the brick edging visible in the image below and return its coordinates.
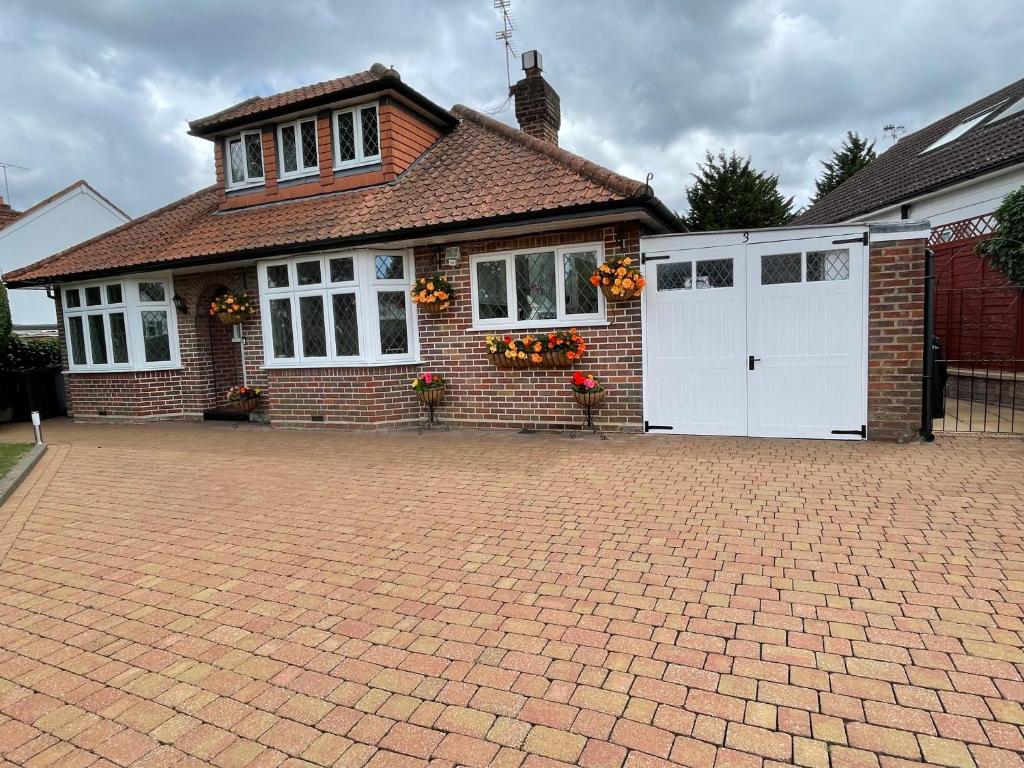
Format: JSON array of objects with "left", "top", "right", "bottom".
[{"left": 0, "top": 443, "right": 47, "bottom": 508}]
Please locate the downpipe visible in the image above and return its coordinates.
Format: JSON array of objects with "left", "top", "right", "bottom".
[{"left": 919, "top": 247, "right": 936, "bottom": 441}]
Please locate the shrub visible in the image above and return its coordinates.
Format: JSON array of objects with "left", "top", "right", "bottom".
[{"left": 977, "top": 185, "right": 1024, "bottom": 287}]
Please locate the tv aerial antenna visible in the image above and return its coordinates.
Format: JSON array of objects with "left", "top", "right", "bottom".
[
  {"left": 494, "top": 0, "right": 518, "bottom": 90},
  {"left": 882, "top": 123, "right": 906, "bottom": 144},
  {"left": 0, "top": 161, "right": 28, "bottom": 205}
]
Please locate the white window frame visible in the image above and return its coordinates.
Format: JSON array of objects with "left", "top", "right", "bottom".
[
  {"left": 469, "top": 243, "right": 606, "bottom": 331},
  {"left": 62, "top": 274, "right": 181, "bottom": 373},
  {"left": 258, "top": 249, "right": 418, "bottom": 368},
  {"left": 276, "top": 117, "right": 320, "bottom": 181},
  {"left": 332, "top": 102, "right": 381, "bottom": 171},
  {"left": 225, "top": 130, "right": 265, "bottom": 189}
]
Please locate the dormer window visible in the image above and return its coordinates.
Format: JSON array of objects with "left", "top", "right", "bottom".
[
  {"left": 333, "top": 103, "right": 381, "bottom": 170},
  {"left": 278, "top": 117, "right": 319, "bottom": 180},
  {"left": 226, "top": 130, "right": 264, "bottom": 188}
]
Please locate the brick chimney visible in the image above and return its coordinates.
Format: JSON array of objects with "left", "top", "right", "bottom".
[{"left": 510, "top": 50, "right": 560, "bottom": 145}]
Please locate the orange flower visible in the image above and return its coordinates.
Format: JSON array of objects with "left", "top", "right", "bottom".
[
  {"left": 616, "top": 266, "right": 627, "bottom": 277},
  {"left": 530, "top": 353, "right": 542, "bottom": 363},
  {"left": 589, "top": 274, "right": 601, "bottom": 286}
]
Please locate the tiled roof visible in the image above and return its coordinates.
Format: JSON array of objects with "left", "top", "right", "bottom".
[
  {"left": 0, "top": 201, "right": 20, "bottom": 230},
  {"left": 798, "top": 76, "right": 1024, "bottom": 224},
  {"left": 5, "top": 107, "right": 678, "bottom": 285}
]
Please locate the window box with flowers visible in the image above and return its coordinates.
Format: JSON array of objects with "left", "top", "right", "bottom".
[
  {"left": 227, "top": 385, "right": 263, "bottom": 412},
  {"left": 485, "top": 329, "right": 586, "bottom": 369},
  {"left": 211, "top": 292, "right": 255, "bottom": 324},
  {"left": 591, "top": 255, "right": 645, "bottom": 301}
]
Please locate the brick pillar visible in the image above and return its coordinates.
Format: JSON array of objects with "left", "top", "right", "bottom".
[
  {"left": 866, "top": 225, "right": 929, "bottom": 442},
  {"left": 511, "top": 51, "right": 560, "bottom": 145}
]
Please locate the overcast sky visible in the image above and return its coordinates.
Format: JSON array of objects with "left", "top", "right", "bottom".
[{"left": 1, "top": 0, "right": 1022, "bottom": 220}]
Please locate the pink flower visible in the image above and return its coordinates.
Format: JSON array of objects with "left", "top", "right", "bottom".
[
  {"left": 584, "top": 379, "right": 596, "bottom": 389},
  {"left": 423, "top": 372, "right": 433, "bottom": 384}
]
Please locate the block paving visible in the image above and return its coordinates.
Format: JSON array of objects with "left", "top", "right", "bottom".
[{"left": 0, "top": 420, "right": 1022, "bottom": 767}]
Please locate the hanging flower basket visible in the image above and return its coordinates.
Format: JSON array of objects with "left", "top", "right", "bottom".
[
  {"left": 227, "top": 385, "right": 262, "bottom": 412},
  {"left": 210, "top": 292, "right": 255, "bottom": 324},
  {"left": 485, "top": 330, "right": 586, "bottom": 369},
  {"left": 543, "top": 350, "right": 573, "bottom": 368},
  {"left": 591, "top": 255, "right": 645, "bottom": 302},
  {"left": 411, "top": 274, "right": 455, "bottom": 315},
  {"left": 412, "top": 373, "right": 445, "bottom": 405}
]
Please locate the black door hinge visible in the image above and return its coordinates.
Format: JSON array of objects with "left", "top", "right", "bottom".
[
  {"left": 641, "top": 254, "right": 670, "bottom": 264},
  {"left": 830, "top": 424, "right": 866, "bottom": 438},
  {"left": 832, "top": 233, "right": 868, "bottom": 245},
  {"left": 644, "top": 421, "right": 672, "bottom": 432}
]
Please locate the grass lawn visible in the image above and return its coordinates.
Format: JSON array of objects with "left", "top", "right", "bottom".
[{"left": 0, "top": 443, "right": 32, "bottom": 478}]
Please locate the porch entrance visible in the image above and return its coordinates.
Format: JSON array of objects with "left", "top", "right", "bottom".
[{"left": 197, "top": 285, "right": 246, "bottom": 420}]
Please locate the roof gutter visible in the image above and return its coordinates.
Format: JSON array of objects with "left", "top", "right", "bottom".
[{"left": 5, "top": 198, "right": 681, "bottom": 287}]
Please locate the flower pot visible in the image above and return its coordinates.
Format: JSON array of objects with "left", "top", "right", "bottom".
[
  {"left": 418, "top": 301, "right": 448, "bottom": 315},
  {"left": 573, "top": 389, "right": 606, "bottom": 408},
  {"left": 543, "top": 351, "right": 573, "bottom": 368},
  {"left": 416, "top": 386, "right": 445, "bottom": 406},
  {"left": 217, "top": 312, "right": 248, "bottom": 325},
  {"left": 600, "top": 283, "right": 642, "bottom": 303},
  {"left": 231, "top": 396, "right": 260, "bottom": 413}
]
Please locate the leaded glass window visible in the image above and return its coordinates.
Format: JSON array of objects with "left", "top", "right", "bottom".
[
  {"left": 85, "top": 286, "right": 102, "bottom": 306},
  {"left": 333, "top": 102, "right": 381, "bottom": 168},
  {"left": 563, "top": 251, "right": 599, "bottom": 316},
  {"left": 301, "top": 120, "right": 318, "bottom": 168},
  {"left": 269, "top": 299, "right": 294, "bottom": 359},
  {"left": 266, "top": 264, "right": 289, "bottom": 288},
  {"left": 226, "top": 131, "right": 264, "bottom": 187},
  {"left": 87, "top": 315, "right": 107, "bottom": 364},
  {"left": 330, "top": 257, "right": 354, "bottom": 283},
  {"left": 64, "top": 288, "right": 80, "bottom": 309},
  {"left": 332, "top": 293, "right": 359, "bottom": 356},
  {"left": 761, "top": 253, "right": 802, "bottom": 285},
  {"left": 280, "top": 124, "right": 298, "bottom": 174},
  {"left": 68, "top": 316, "right": 86, "bottom": 365},
  {"left": 377, "top": 291, "right": 408, "bottom": 355},
  {"left": 245, "top": 133, "right": 263, "bottom": 179},
  {"left": 515, "top": 252, "right": 557, "bottom": 322},
  {"left": 106, "top": 284, "right": 123, "bottom": 304},
  {"left": 299, "top": 295, "right": 327, "bottom": 357},
  {"left": 657, "top": 262, "right": 692, "bottom": 291},
  {"left": 696, "top": 258, "right": 733, "bottom": 289},
  {"left": 807, "top": 249, "right": 850, "bottom": 282},
  {"left": 296, "top": 260, "right": 322, "bottom": 286},
  {"left": 109, "top": 313, "right": 129, "bottom": 364},
  {"left": 138, "top": 281, "right": 166, "bottom": 302},
  {"left": 360, "top": 106, "right": 380, "bottom": 157},
  {"left": 141, "top": 311, "right": 171, "bottom": 362},
  {"left": 278, "top": 118, "right": 318, "bottom": 178},
  {"left": 475, "top": 260, "right": 508, "bottom": 320},
  {"left": 374, "top": 254, "right": 403, "bottom": 280},
  {"left": 335, "top": 110, "right": 356, "bottom": 163}
]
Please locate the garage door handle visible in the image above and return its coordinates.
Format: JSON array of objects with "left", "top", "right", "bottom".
[{"left": 748, "top": 355, "right": 761, "bottom": 370}]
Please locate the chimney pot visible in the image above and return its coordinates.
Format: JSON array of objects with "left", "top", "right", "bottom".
[{"left": 511, "top": 50, "right": 560, "bottom": 145}]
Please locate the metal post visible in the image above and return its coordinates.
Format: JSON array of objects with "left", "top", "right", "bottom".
[
  {"left": 30, "top": 410, "right": 43, "bottom": 444},
  {"left": 920, "top": 248, "right": 936, "bottom": 441}
]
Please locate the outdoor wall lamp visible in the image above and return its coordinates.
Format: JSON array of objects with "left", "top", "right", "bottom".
[
  {"left": 172, "top": 293, "right": 188, "bottom": 314},
  {"left": 444, "top": 246, "right": 461, "bottom": 268}
]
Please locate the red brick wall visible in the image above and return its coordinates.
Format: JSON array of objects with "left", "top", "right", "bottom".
[{"left": 867, "top": 238, "right": 926, "bottom": 442}]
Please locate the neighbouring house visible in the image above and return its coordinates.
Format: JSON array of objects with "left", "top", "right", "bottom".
[
  {"left": 3, "top": 54, "right": 929, "bottom": 440},
  {"left": 798, "top": 76, "right": 1024, "bottom": 420},
  {"left": 0, "top": 181, "right": 130, "bottom": 331}
]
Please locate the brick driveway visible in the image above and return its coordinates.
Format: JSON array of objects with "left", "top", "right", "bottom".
[{"left": 0, "top": 421, "right": 1023, "bottom": 768}]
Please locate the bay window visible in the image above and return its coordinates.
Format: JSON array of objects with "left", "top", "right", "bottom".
[
  {"left": 333, "top": 102, "right": 381, "bottom": 170},
  {"left": 62, "top": 276, "right": 179, "bottom": 372},
  {"left": 258, "top": 250, "right": 416, "bottom": 367},
  {"left": 277, "top": 117, "right": 319, "bottom": 180},
  {"left": 470, "top": 243, "right": 605, "bottom": 329},
  {"left": 226, "top": 130, "right": 264, "bottom": 188}
]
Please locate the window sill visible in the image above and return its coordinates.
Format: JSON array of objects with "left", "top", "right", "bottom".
[
  {"left": 469, "top": 319, "right": 610, "bottom": 333},
  {"left": 67, "top": 364, "right": 182, "bottom": 375},
  {"left": 226, "top": 181, "right": 265, "bottom": 194},
  {"left": 262, "top": 359, "right": 422, "bottom": 370},
  {"left": 277, "top": 169, "right": 320, "bottom": 183},
  {"left": 333, "top": 157, "right": 381, "bottom": 172}
]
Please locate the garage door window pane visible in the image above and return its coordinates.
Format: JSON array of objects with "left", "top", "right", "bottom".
[
  {"left": 696, "top": 258, "right": 733, "bottom": 289},
  {"left": 807, "top": 249, "right": 850, "bottom": 282},
  {"left": 564, "top": 251, "right": 599, "bottom": 315},
  {"left": 269, "top": 299, "right": 294, "bottom": 358},
  {"left": 515, "top": 252, "right": 556, "bottom": 321},
  {"left": 761, "top": 253, "right": 801, "bottom": 285},
  {"left": 299, "top": 295, "right": 327, "bottom": 357},
  {"left": 141, "top": 310, "right": 171, "bottom": 362},
  {"left": 377, "top": 291, "right": 408, "bottom": 355},
  {"left": 68, "top": 316, "right": 86, "bottom": 365},
  {"left": 656, "top": 262, "right": 692, "bottom": 291},
  {"left": 109, "top": 313, "right": 129, "bottom": 363}
]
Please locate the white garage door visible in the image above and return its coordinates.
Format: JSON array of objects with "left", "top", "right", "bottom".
[{"left": 642, "top": 228, "right": 868, "bottom": 440}]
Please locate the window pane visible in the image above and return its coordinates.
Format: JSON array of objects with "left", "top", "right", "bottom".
[
  {"left": 514, "top": 252, "right": 556, "bottom": 322},
  {"left": 329, "top": 256, "right": 354, "bottom": 283},
  {"left": 476, "top": 260, "right": 508, "bottom": 320},
  {"left": 377, "top": 291, "right": 408, "bottom": 355},
  {"left": 299, "top": 295, "right": 327, "bottom": 357},
  {"left": 64, "top": 288, "right": 81, "bottom": 308},
  {"left": 761, "top": 253, "right": 802, "bottom": 285},
  {"left": 336, "top": 111, "right": 356, "bottom": 162},
  {"left": 656, "top": 262, "right": 691, "bottom": 291},
  {"left": 332, "top": 293, "right": 360, "bottom": 356},
  {"left": 374, "top": 254, "right": 404, "bottom": 280},
  {"left": 563, "top": 251, "right": 599, "bottom": 315},
  {"left": 266, "top": 264, "right": 289, "bottom": 288},
  {"left": 696, "top": 258, "right": 734, "bottom": 289},
  {"left": 88, "top": 314, "right": 108, "bottom": 364},
  {"left": 244, "top": 132, "right": 263, "bottom": 179},
  {"left": 106, "top": 284, "right": 123, "bottom": 304},
  {"left": 269, "top": 298, "right": 294, "bottom": 358},
  {"left": 68, "top": 316, "right": 86, "bottom": 365},
  {"left": 228, "top": 138, "right": 245, "bottom": 184},
  {"left": 296, "top": 260, "right": 322, "bottom": 285},
  {"left": 109, "top": 312, "right": 129, "bottom": 363},
  {"left": 140, "top": 310, "right": 171, "bottom": 362},
  {"left": 138, "top": 281, "right": 166, "bottom": 302},
  {"left": 85, "top": 286, "right": 102, "bottom": 306},
  {"left": 300, "top": 120, "right": 318, "bottom": 169},
  {"left": 807, "top": 249, "right": 850, "bottom": 282},
  {"left": 361, "top": 106, "right": 380, "bottom": 157},
  {"left": 280, "top": 124, "right": 297, "bottom": 174}
]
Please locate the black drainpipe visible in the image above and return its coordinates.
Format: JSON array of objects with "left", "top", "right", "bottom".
[{"left": 919, "top": 247, "right": 936, "bottom": 441}]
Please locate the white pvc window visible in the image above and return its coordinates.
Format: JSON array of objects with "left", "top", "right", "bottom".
[
  {"left": 226, "top": 130, "right": 265, "bottom": 188},
  {"left": 332, "top": 102, "right": 381, "bottom": 170},
  {"left": 258, "top": 249, "right": 416, "bottom": 367},
  {"left": 469, "top": 243, "right": 605, "bottom": 330},
  {"left": 277, "top": 117, "right": 319, "bottom": 180},
  {"left": 62, "top": 276, "right": 180, "bottom": 372}
]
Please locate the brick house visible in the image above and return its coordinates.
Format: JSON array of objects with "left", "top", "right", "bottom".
[{"left": 3, "top": 55, "right": 928, "bottom": 440}]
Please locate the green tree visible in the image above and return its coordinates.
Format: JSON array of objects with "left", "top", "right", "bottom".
[
  {"left": 682, "top": 151, "right": 794, "bottom": 231},
  {"left": 977, "top": 185, "right": 1024, "bottom": 286},
  {"left": 0, "top": 282, "right": 11, "bottom": 347},
  {"left": 812, "top": 131, "right": 876, "bottom": 203}
]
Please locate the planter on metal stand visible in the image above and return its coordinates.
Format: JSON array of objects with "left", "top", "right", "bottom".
[
  {"left": 569, "top": 372, "right": 608, "bottom": 440},
  {"left": 412, "top": 373, "right": 449, "bottom": 433}
]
